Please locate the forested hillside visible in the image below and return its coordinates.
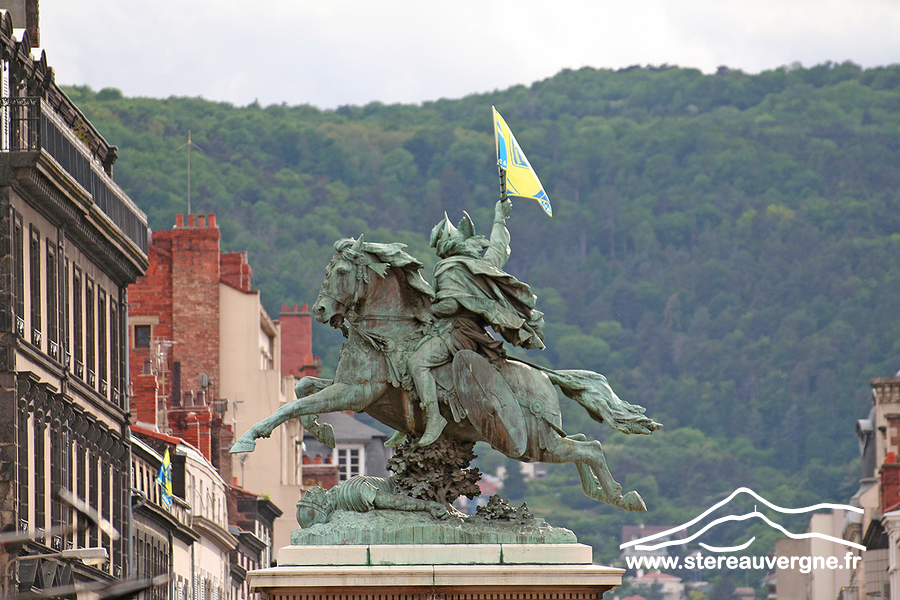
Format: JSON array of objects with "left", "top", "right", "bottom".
[{"left": 67, "top": 61, "right": 900, "bottom": 561}]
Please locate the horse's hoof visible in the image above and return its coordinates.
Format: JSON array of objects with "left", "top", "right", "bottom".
[
  {"left": 312, "top": 424, "right": 336, "bottom": 448},
  {"left": 616, "top": 491, "right": 647, "bottom": 512},
  {"left": 230, "top": 437, "right": 257, "bottom": 454},
  {"left": 384, "top": 431, "right": 408, "bottom": 448}
]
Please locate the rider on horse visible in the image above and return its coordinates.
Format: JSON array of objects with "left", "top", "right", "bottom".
[{"left": 410, "top": 199, "right": 546, "bottom": 445}]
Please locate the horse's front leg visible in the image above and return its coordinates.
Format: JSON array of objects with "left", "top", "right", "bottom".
[
  {"left": 230, "top": 381, "right": 384, "bottom": 453},
  {"left": 301, "top": 414, "right": 335, "bottom": 449},
  {"left": 295, "top": 376, "right": 333, "bottom": 398},
  {"left": 295, "top": 377, "right": 337, "bottom": 447}
]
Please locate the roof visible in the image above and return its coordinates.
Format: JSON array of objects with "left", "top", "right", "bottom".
[
  {"left": 304, "top": 412, "right": 388, "bottom": 443},
  {"left": 621, "top": 525, "right": 685, "bottom": 543},
  {"left": 477, "top": 480, "right": 498, "bottom": 496},
  {"left": 131, "top": 423, "right": 188, "bottom": 447},
  {"left": 634, "top": 571, "right": 681, "bottom": 582},
  {"left": 130, "top": 425, "right": 224, "bottom": 485},
  {"left": 131, "top": 435, "right": 163, "bottom": 462}
]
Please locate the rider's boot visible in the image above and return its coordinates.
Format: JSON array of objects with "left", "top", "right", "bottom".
[{"left": 419, "top": 400, "right": 447, "bottom": 446}]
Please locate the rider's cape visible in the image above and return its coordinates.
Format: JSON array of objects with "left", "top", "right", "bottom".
[{"left": 433, "top": 255, "right": 545, "bottom": 350}]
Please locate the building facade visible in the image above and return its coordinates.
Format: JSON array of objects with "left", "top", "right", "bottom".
[
  {"left": 841, "top": 375, "right": 900, "bottom": 600},
  {"left": 0, "top": 7, "right": 149, "bottom": 593},
  {"left": 132, "top": 426, "right": 269, "bottom": 600},
  {"left": 127, "top": 214, "right": 316, "bottom": 551}
]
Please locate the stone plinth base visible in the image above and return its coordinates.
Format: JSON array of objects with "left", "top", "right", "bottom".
[{"left": 249, "top": 544, "right": 623, "bottom": 599}]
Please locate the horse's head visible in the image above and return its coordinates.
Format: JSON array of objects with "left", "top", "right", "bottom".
[
  {"left": 312, "top": 236, "right": 435, "bottom": 330},
  {"left": 312, "top": 237, "right": 365, "bottom": 328}
]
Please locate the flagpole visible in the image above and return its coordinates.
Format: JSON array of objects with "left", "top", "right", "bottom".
[{"left": 498, "top": 164, "right": 508, "bottom": 202}]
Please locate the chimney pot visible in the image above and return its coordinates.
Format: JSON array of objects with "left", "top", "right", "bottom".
[
  {"left": 187, "top": 214, "right": 195, "bottom": 227},
  {"left": 176, "top": 214, "right": 184, "bottom": 227},
  {"left": 208, "top": 213, "right": 216, "bottom": 227},
  {"left": 198, "top": 214, "right": 206, "bottom": 227}
]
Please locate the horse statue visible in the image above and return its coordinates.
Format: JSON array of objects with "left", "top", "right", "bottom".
[{"left": 231, "top": 237, "right": 661, "bottom": 512}]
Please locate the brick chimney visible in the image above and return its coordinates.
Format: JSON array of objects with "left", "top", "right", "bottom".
[{"left": 280, "top": 303, "right": 321, "bottom": 379}]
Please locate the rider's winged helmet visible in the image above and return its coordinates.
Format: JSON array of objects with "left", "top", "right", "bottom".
[{"left": 430, "top": 212, "right": 488, "bottom": 259}]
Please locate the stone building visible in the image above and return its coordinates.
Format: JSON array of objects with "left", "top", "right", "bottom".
[
  {"left": 132, "top": 426, "right": 239, "bottom": 600},
  {"left": 0, "top": 5, "right": 148, "bottom": 594},
  {"left": 131, "top": 431, "right": 198, "bottom": 600},
  {"left": 226, "top": 485, "right": 281, "bottom": 600},
  {"left": 841, "top": 375, "right": 900, "bottom": 599}
]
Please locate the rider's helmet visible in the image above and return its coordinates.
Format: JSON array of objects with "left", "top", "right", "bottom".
[{"left": 430, "top": 212, "right": 487, "bottom": 259}]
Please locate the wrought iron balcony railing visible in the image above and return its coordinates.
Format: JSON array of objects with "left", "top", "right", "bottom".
[{"left": 1, "top": 97, "right": 148, "bottom": 253}]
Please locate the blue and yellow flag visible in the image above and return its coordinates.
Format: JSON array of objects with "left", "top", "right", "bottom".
[
  {"left": 156, "top": 447, "right": 173, "bottom": 509},
  {"left": 493, "top": 106, "right": 552, "bottom": 217}
]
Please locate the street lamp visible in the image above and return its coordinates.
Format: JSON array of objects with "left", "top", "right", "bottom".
[{"left": 4, "top": 547, "right": 109, "bottom": 596}]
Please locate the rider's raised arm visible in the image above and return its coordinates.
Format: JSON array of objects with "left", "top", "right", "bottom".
[{"left": 483, "top": 199, "right": 512, "bottom": 268}]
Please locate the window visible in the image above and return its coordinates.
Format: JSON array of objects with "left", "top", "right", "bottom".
[
  {"left": 62, "top": 259, "right": 70, "bottom": 366},
  {"left": 88, "top": 451, "right": 98, "bottom": 547},
  {"left": 12, "top": 212, "right": 24, "bottom": 335},
  {"left": 335, "top": 446, "right": 364, "bottom": 481},
  {"left": 76, "top": 441, "right": 86, "bottom": 547},
  {"left": 46, "top": 239, "right": 58, "bottom": 359},
  {"left": 29, "top": 225, "right": 41, "bottom": 346},
  {"left": 110, "top": 300, "right": 120, "bottom": 406},
  {"left": 134, "top": 324, "right": 151, "bottom": 348},
  {"left": 86, "top": 280, "right": 95, "bottom": 387},
  {"left": 98, "top": 289, "right": 107, "bottom": 395},
  {"left": 73, "top": 267, "right": 83, "bottom": 378},
  {"left": 34, "top": 420, "right": 45, "bottom": 532}
]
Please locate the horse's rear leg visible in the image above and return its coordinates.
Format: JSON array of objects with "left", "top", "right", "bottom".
[
  {"left": 230, "top": 381, "right": 379, "bottom": 453},
  {"left": 548, "top": 434, "right": 646, "bottom": 512}
]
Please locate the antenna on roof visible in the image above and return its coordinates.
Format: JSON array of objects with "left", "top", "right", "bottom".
[{"left": 175, "top": 131, "right": 205, "bottom": 215}]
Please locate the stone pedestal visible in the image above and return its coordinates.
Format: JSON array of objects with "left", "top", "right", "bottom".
[{"left": 249, "top": 544, "right": 623, "bottom": 599}]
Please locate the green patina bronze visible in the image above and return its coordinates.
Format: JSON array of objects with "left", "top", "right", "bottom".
[{"left": 232, "top": 199, "right": 662, "bottom": 536}]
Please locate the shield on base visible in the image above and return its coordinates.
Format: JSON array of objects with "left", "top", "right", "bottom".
[{"left": 453, "top": 350, "right": 527, "bottom": 456}]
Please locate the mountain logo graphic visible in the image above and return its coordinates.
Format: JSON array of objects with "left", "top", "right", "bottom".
[{"left": 619, "top": 487, "right": 865, "bottom": 553}]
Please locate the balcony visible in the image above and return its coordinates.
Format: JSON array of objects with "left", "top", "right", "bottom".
[{"left": 1, "top": 97, "right": 148, "bottom": 254}]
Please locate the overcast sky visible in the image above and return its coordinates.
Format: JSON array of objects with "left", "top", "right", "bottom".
[{"left": 37, "top": 0, "right": 900, "bottom": 109}]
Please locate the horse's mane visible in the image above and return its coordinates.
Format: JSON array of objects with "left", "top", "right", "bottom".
[{"left": 334, "top": 238, "right": 435, "bottom": 301}]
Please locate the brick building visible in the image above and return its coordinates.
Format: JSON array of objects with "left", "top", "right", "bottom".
[
  {"left": 128, "top": 213, "right": 320, "bottom": 550},
  {"left": 128, "top": 213, "right": 235, "bottom": 471},
  {"left": 279, "top": 304, "right": 321, "bottom": 381}
]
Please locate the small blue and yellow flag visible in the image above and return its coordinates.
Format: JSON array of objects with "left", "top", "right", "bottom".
[
  {"left": 493, "top": 106, "right": 552, "bottom": 217},
  {"left": 156, "top": 447, "right": 173, "bottom": 509}
]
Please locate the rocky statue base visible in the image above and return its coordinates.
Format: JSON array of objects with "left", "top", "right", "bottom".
[{"left": 249, "top": 542, "right": 623, "bottom": 599}]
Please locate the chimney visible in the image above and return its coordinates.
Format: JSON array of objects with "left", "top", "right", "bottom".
[
  {"left": 172, "top": 361, "right": 182, "bottom": 406},
  {"left": 0, "top": 1, "right": 39, "bottom": 46},
  {"left": 280, "top": 302, "right": 321, "bottom": 378}
]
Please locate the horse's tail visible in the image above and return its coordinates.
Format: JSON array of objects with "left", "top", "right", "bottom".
[{"left": 508, "top": 358, "right": 662, "bottom": 436}]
